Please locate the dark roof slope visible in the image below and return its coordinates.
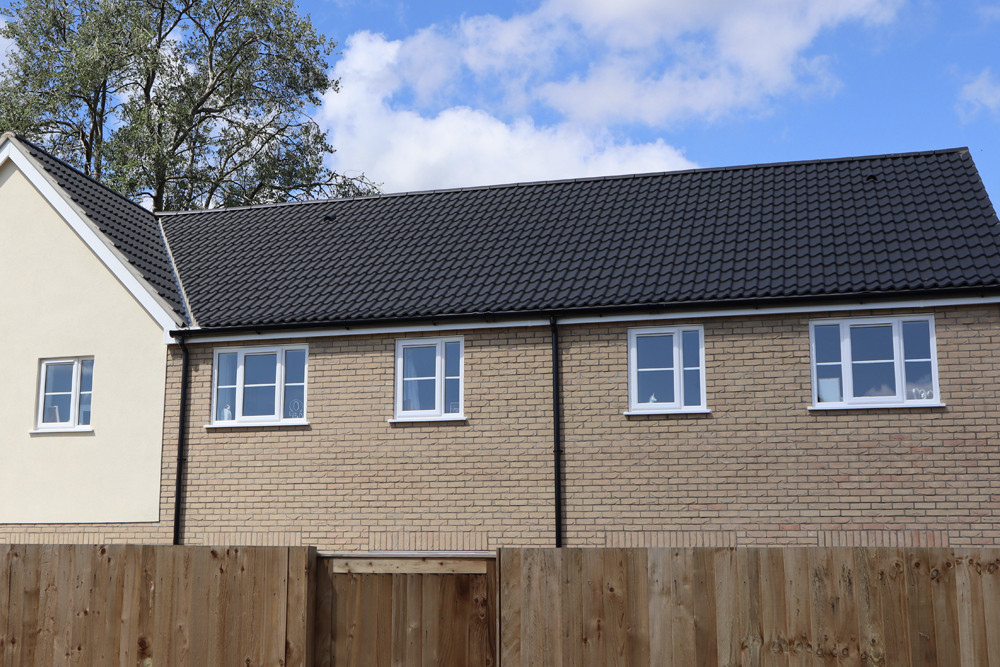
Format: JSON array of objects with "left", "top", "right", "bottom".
[
  {"left": 17, "top": 137, "right": 187, "bottom": 321},
  {"left": 159, "top": 148, "right": 1000, "bottom": 330}
]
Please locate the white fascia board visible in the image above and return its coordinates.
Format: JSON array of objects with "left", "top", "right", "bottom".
[
  {"left": 0, "top": 139, "right": 183, "bottom": 340},
  {"left": 177, "top": 294, "right": 1000, "bottom": 344}
]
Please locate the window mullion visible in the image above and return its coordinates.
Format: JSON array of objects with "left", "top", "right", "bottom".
[
  {"left": 275, "top": 352, "right": 285, "bottom": 419},
  {"left": 673, "top": 334, "right": 682, "bottom": 407},
  {"left": 235, "top": 351, "right": 246, "bottom": 420},
  {"left": 436, "top": 340, "right": 445, "bottom": 416},
  {"left": 840, "top": 323, "right": 853, "bottom": 403},
  {"left": 70, "top": 359, "right": 80, "bottom": 428},
  {"left": 892, "top": 320, "right": 905, "bottom": 402}
]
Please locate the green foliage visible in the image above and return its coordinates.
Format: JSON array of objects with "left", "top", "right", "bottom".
[{"left": 0, "top": 0, "right": 379, "bottom": 210}]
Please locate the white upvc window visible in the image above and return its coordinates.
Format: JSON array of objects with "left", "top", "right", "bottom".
[
  {"left": 809, "top": 316, "right": 941, "bottom": 409},
  {"left": 211, "top": 345, "right": 308, "bottom": 425},
  {"left": 36, "top": 358, "right": 94, "bottom": 430},
  {"left": 627, "top": 326, "right": 707, "bottom": 414},
  {"left": 394, "top": 337, "right": 464, "bottom": 420}
]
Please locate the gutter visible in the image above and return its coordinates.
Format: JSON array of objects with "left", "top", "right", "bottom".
[
  {"left": 172, "top": 336, "right": 191, "bottom": 546},
  {"left": 550, "top": 316, "right": 564, "bottom": 548}
]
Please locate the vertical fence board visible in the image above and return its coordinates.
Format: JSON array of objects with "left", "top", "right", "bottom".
[
  {"left": 783, "top": 548, "right": 812, "bottom": 666},
  {"left": 670, "top": 548, "right": 697, "bottom": 666},
  {"left": 714, "top": 547, "right": 738, "bottom": 667},
  {"left": 0, "top": 544, "right": 10, "bottom": 658},
  {"left": 625, "top": 548, "right": 651, "bottom": 667},
  {"left": 954, "top": 549, "right": 988, "bottom": 667},
  {"left": 981, "top": 551, "right": 1000, "bottom": 666},
  {"left": 931, "top": 549, "right": 961, "bottom": 665},
  {"left": 581, "top": 547, "right": 607, "bottom": 667},
  {"left": 855, "top": 548, "right": 885, "bottom": 666},
  {"left": 602, "top": 548, "right": 628, "bottom": 666},
  {"left": 500, "top": 549, "right": 522, "bottom": 667},
  {"left": 907, "top": 548, "right": 939, "bottom": 667},
  {"left": 758, "top": 547, "right": 788, "bottom": 667},
  {"left": 738, "top": 548, "right": 763, "bottom": 667},
  {"left": 647, "top": 548, "right": 673, "bottom": 667},
  {"left": 560, "top": 548, "right": 584, "bottom": 666}
]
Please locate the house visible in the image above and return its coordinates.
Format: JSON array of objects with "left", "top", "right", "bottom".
[{"left": 2, "top": 131, "right": 1000, "bottom": 550}]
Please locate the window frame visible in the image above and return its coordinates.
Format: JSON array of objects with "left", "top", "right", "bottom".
[
  {"left": 35, "top": 357, "right": 94, "bottom": 431},
  {"left": 209, "top": 345, "right": 309, "bottom": 427},
  {"left": 393, "top": 337, "right": 465, "bottom": 421},
  {"left": 808, "top": 315, "right": 942, "bottom": 409},
  {"left": 626, "top": 325, "right": 708, "bottom": 415}
]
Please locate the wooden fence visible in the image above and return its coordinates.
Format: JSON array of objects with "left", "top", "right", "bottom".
[
  {"left": 313, "top": 555, "right": 497, "bottom": 667},
  {"left": 500, "top": 547, "right": 1000, "bottom": 666},
  {"left": 7, "top": 545, "right": 1000, "bottom": 665},
  {"left": 0, "top": 544, "right": 315, "bottom": 666}
]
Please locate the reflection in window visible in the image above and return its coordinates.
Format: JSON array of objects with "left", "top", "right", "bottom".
[
  {"left": 396, "top": 338, "right": 464, "bottom": 419},
  {"left": 810, "top": 316, "right": 939, "bottom": 407},
  {"left": 37, "top": 358, "right": 93, "bottom": 429},
  {"left": 212, "top": 346, "right": 307, "bottom": 424}
]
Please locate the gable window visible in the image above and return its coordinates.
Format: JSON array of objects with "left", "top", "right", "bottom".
[
  {"left": 810, "top": 316, "right": 941, "bottom": 408},
  {"left": 394, "top": 337, "right": 464, "bottom": 420},
  {"left": 212, "top": 346, "right": 307, "bottom": 425},
  {"left": 36, "top": 358, "right": 94, "bottom": 430},
  {"left": 627, "top": 326, "right": 707, "bottom": 414}
]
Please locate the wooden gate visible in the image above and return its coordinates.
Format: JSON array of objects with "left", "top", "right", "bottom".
[{"left": 313, "top": 554, "right": 497, "bottom": 666}]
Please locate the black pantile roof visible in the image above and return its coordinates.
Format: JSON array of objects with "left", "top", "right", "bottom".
[
  {"left": 158, "top": 148, "right": 1000, "bottom": 330},
  {"left": 17, "top": 137, "right": 187, "bottom": 321}
]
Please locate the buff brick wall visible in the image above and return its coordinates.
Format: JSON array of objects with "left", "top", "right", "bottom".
[
  {"left": 561, "top": 305, "right": 1000, "bottom": 548},
  {"left": 5, "top": 304, "right": 999, "bottom": 550},
  {"left": 166, "top": 327, "right": 556, "bottom": 551}
]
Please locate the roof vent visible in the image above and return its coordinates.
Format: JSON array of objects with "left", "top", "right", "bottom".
[{"left": 864, "top": 174, "right": 879, "bottom": 184}]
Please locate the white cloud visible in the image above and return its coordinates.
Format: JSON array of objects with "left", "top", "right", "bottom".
[
  {"left": 321, "top": 32, "right": 695, "bottom": 192},
  {"left": 958, "top": 68, "right": 1000, "bottom": 120},
  {"left": 320, "top": 1, "right": 902, "bottom": 191}
]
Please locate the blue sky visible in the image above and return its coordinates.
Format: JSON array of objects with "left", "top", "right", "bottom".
[{"left": 298, "top": 0, "right": 1000, "bottom": 201}]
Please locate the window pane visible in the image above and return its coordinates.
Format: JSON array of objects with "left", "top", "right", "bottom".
[
  {"left": 445, "top": 341, "right": 461, "bottom": 377},
  {"left": 78, "top": 393, "right": 92, "bottom": 425},
  {"left": 402, "top": 378, "right": 436, "bottom": 411},
  {"left": 636, "top": 335, "right": 673, "bottom": 369},
  {"left": 681, "top": 331, "right": 700, "bottom": 368},
  {"left": 816, "top": 365, "right": 843, "bottom": 402},
  {"left": 682, "top": 369, "right": 700, "bottom": 406},
  {"left": 852, "top": 361, "right": 896, "bottom": 397},
  {"left": 637, "top": 369, "right": 674, "bottom": 404},
  {"left": 217, "top": 352, "right": 238, "bottom": 386},
  {"left": 445, "top": 378, "right": 461, "bottom": 413},
  {"left": 403, "top": 345, "right": 436, "bottom": 379},
  {"left": 244, "top": 353, "right": 277, "bottom": 385},
  {"left": 216, "top": 387, "right": 237, "bottom": 421},
  {"left": 80, "top": 360, "right": 94, "bottom": 392},
  {"left": 902, "top": 320, "right": 931, "bottom": 360},
  {"left": 284, "top": 349, "right": 306, "bottom": 384},
  {"left": 42, "top": 394, "right": 72, "bottom": 423},
  {"left": 283, "top": 385, "right": 305, "bottom": 419},
  {"left": 45, "top": 363, "right": 74, "bottom": 393},
  {"left": 905, "top": 361, "right": 934, "bottom": 399},
  {"left": 813, "top": 325, "right": 841, "bottom": 363},
  {"left": 243, "top": 385, "right": 276, "bottom": 416},
  {"left": 850, "top": 325, "right": 894, "bottom": 362}
]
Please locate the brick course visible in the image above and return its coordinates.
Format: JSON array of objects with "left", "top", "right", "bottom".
[{"left": 4, "top": 304, "right": 999, "bottom": 549}]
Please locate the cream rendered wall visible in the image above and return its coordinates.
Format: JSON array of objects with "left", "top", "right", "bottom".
[{"left": 0, "top": 160, "right": 166, "bottom": 522}]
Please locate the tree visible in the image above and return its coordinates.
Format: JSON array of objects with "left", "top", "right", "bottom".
[{"left": 0, "top": 0, "right": 378, "bottom": 211}]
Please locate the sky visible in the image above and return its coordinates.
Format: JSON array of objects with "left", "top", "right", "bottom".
[{"left": 292, "top": 0, "right": 1000, "bottom": 201}]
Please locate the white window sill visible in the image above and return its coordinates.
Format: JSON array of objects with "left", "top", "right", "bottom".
[
  {"left": 624, "top": 408, "right": 712, "bottom": 416},
  {"left": 29, "top": 426, "right": 94, "bottom": 435},
  {"left": 204, "top": 419, "right": 310, "bottom": 429},
  {"left": 388, "top": 414, "right": 467, "bottom": 424},
  {"left": 808, "top": 403, "right": 946, "bottom": 411}
]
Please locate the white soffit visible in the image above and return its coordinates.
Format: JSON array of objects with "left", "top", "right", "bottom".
[{"left": 0, "top": 137, "right": 183, "bottom": 339}]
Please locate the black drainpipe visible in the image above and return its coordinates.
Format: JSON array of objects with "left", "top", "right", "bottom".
[
  {"left": 550, "top": 316, "right": 564, "bottom": 547},
  {"left": 172, "top": 336, "right": 191, "bottom": 546}
]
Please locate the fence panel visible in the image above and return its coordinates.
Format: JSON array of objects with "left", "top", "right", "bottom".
[
  {"left": 313, "top": 555, "right": 497, "bottom": 667},
  {"left": 0, "top": 544, "right": 315, "bottom": 666},
  {"left": 500, "top": 547, "right": 1000, "bottom": 667}
]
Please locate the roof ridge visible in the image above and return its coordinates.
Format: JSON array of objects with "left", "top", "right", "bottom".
[
  {"left": 11, "top": 133, "right": 156, "bottom": 219},
  {"left": 156, "top": 146, "right": 971, "bottom": 217}
]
